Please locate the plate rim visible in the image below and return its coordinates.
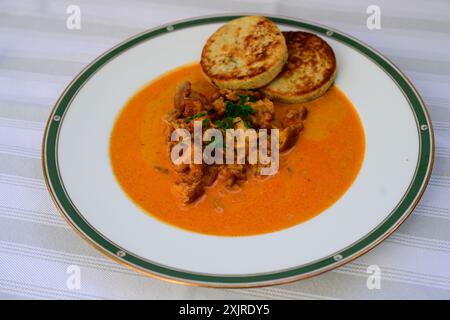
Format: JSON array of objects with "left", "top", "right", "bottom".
[{"left": 42, "top": 13, "right": 435, "bottom": 287}]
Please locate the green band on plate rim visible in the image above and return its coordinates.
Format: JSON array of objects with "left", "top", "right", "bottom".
[{"left": 42, "top": 14, "right": 434, "bottom": 287}]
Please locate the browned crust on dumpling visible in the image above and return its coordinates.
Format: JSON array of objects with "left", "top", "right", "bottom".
[
  {"left": 261, "top": 31, "right": 336, "bottom": 103},
  {"left": 201, "top": 16, "right": 288, "bottom": 89}
]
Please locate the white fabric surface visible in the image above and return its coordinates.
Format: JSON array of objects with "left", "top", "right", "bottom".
[{"left": 0, "top": 0, "right": 449, "bottom": 299}]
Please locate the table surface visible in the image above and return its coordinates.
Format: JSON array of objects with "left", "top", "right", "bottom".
[{"left": 1, "top": 0, "right": 450, "bottom": 299}]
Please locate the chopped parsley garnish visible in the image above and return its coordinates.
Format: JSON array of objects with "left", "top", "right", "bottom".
[
  {"left": 238, "top": 95, "right": 257, "bottom": 104},
  {"left": 216, "top": 97, "right": 256, "bottom": 129},
  {"left": 184, "top": 95, "right": 257, "bottom": 129},
  {"left": 184, "top": 112, "right": 206, "bottom": 123},
  {"left": 244, "top": 119, "right": 253, "bottom": 128},
  {"left": 224, "top": 101, "right": 255, "bottom": 118},
  {"left": 214, "top": 117, "right": 241, "bottom": 130}
]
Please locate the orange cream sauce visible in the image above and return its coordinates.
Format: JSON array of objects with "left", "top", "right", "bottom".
[{"left": 110, "top": 63, "right": 365, "bottom": 236}]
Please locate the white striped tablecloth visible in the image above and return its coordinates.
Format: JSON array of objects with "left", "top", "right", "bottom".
[{"left": 0, "top": 0, "right": 449, "bottom": 299}]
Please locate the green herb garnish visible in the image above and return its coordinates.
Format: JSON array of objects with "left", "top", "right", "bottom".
[
  {"left": 214, "top": 117, "right": 234, "bottom": 129},
  {"left": 238, "top": 94, "right": 257, "bottom": 104},
  {"left": 214, "top": 117, "right": 242, "bottom": 130},
  {"left": 184, "top": 112, "right": 206, "bottom": 123},
  {"left": 224, "top": 101, "right": 255, "bottom": 118},
  {"left": 218, "top": 99, "right": 255, "bottom": 128}
]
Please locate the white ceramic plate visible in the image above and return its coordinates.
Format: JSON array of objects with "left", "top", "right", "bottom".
[{"left": 43, "top": 14, "right": 434, "bottom": 287}]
